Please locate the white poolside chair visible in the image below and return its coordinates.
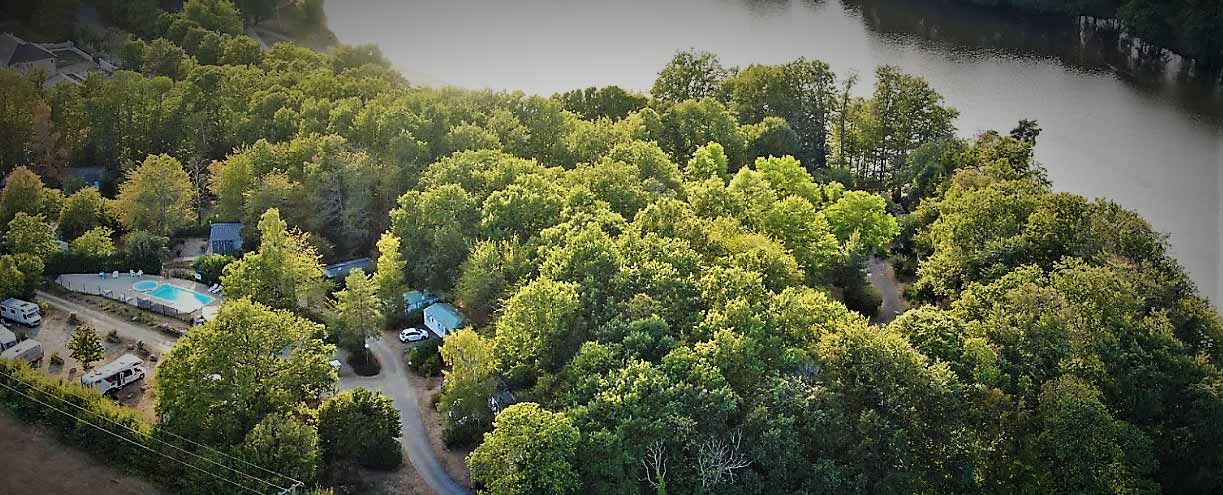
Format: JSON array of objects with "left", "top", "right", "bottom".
[
  {"left": 208, "top": 283, "right": 220, "bottom": 293},
  {"left": 212, "top": 285, "right": 223, "bottom": 294},
  {"left": 129, "top": 270, "right": 136, "bottom": 277},
  {"left": 112, "top": 271, "right": 120, "bottom": 279}
]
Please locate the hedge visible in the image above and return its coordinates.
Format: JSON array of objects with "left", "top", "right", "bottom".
[{"left": 0, "top": 359, "right": 270, "bottom": 494}]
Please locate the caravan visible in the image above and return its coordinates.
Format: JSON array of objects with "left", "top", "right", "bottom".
[
  {"left": 81, "top": 354, "right": 145, "bottom": 396},
  {"left": 0, "top": 298, "right": 41, "bottom": 326},
  {"left": 0, "top": 325, "right": 15, "bottom": 351},
  {"left": 0, "top": 339, "right": 43, "bottom": 366}
]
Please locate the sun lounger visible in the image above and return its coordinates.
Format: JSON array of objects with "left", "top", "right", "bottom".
[{"left": 208, "top": 283, "right": 220, "bottom": 293}]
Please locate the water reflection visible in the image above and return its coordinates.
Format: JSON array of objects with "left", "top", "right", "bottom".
[{"left": 841, "top": 0, "right": 1223, "bottom": 121}]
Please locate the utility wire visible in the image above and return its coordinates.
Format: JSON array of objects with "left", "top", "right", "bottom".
[
  {"left": 0, "top": 377, "right": 273, "bottom": 495},
  {"left": 0, "top": 368, "right": 288, "bottom": 491}
]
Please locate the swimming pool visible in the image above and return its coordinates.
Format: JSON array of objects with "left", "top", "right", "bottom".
[
  {"left": 132, "top": 280, "right": 158, "bottom": 291},
  {"left": 149, "top": 284, "right": 215, "bottom": 306}
]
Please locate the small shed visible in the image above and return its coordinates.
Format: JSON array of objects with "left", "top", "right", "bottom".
[
  {"left": 209, "top": 223, "right": 243, "bottom": 255},
  {"left": 403, "top": 290, "right": 441, "bottom": 314},
  {"left": 323, "top": 258, "right": 372, "bottom": 280},
  {"left": 423, "top": 302, "right": 463, "bottom": 338}
]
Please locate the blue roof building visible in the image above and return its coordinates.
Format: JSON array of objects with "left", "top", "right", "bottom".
[
  {"left": 209, "top": 223, "right": 243, "bottom": 255},
  {"left": 323, "top": 258, "right": 373, "bottom": 280},
  {"left": 403, "top": 290, "right": 440, "bottom": 313},
  {"left": 423, "top": 302, "right": 464, "bottom": 338}
]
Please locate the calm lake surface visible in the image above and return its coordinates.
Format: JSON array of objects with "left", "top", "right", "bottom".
[{"left": 326, "top": 0, "right": 1223, "bottom": 303}]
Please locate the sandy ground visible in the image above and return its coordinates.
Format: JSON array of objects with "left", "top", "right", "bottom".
[
  {"left": 15, "top": 304, "right": 163, "bottom": 419},
  {"left": 0, "top": 412, "right": 162, "bottom": 495}
]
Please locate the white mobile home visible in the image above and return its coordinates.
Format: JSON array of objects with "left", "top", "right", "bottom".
[
  {"left": 0, "top": 298, "right": 41, "bottom": 326},
  {"left": 0, "top": 339, "right": 42, "bottom": 366},
  {"left": 81, "top": 354, "right": 145, "bottom": 396}
]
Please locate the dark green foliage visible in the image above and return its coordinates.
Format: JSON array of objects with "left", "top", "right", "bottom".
[
  {"left": 554, "top": 86, "right": 649, "bottom": 120},
  {"left": 356, "top": 436, "right": 403, "bottom": 471},
  {"left": 407, "top": 339, "right": 443, "bottom": 377}
]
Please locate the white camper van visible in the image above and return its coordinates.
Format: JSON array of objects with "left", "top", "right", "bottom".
[
  {"left": 81, "top": 353, "right": 145, "bottom": 396},
  {"left": 0, "top": 298, "right": 41, "bottom": 326},
  {"left": 0, "top": 339, "right": 43, "bottom": 366},
  {"left": 0, "top": 326, "right": 16, "bottom": 351}
]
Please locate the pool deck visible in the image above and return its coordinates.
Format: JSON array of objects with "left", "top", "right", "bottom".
[{"left": 56, "top": 273, "right": 223, "bottom": 318}]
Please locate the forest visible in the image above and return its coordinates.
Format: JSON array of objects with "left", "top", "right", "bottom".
[{"left": 0, "top": 1, "right": 1221, "bottom": 495}]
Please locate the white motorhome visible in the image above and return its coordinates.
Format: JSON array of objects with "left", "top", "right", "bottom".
[
  {"left": 0, "top": 339, "right": 42, "bottom": 366},
  {"left": 0, "top": 298, "right": 41, "bottom": 326},
  {"left": 0, "top": 325, "right": 15, "bottom": 351},
  {"left": 81, "top": 353, "right": 145, "bottom": 396}
]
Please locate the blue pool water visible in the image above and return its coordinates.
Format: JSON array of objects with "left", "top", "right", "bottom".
[
  {"left": 148, "top": 284, "right": 215, "bottom": 307},
  {"left": 132, "top": 280, "right": 158, "bottom": 291}
]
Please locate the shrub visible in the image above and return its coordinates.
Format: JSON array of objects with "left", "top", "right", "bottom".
[
  {"left": 407, "top": 339, "right": 442, "bottom": 377},
  {"left": 357, "top": 436, "right": 403, "bottom": 471},
  {"left": 192, "top": 253, "right": 233, "bottom": 286}
]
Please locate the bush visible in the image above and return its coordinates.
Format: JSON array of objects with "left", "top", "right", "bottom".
[
  {"left": 407, "top": 339, "right": 442, "bottom": 377},
  {"left": 192, "top": 253, "right": 233, "bottom": 286},
  {"left": 357, "top": 437, "right": 403, "bottom": 471}
]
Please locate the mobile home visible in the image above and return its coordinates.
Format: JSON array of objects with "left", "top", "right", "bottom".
[
  {"left": 81, "top": 353, "right": 145, "bottom": 396},
  {"left": 0, "top": 298, "right": 41, "bottom": 326},
  {"left": 0, "top": 339, "right": 42, "bottom": 366}
]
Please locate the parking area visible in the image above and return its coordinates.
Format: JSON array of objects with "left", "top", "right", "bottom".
[{"left": 11, "top": 303, "right": 162, "bottom": 418}]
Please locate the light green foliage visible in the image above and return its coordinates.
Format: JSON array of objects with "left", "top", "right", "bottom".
[
  {"left": 493, "top": 278, "right": 581, "bottom": 380},
  {"left": 115, "top": 154, "right": 197, "bottom": 236},
  {"left": 70, "top": 226, "right": 116, "bottom": 258},
  {"left": 372, "top": 231, "right": 407, "bottom": 316},
  {"left": 822, "top": 190, "right": 899, "bottom": 252},
  {"left": 329, "top": 268, "right": 383, "bottom": 352},
  {"left": 59, "top": 187, "right": 112, "bottom": 240},
  {"left": 67, "top": 325, "right": 105, "bottom": 370},
  {"left": 0, "top": 166, "right": 57, "bottom": 229},
  {"left": 184, "top": 0, "right": 244, "bottom": 34},
  {"left": 222, "top": 209, "right": 324, "bottom": 309},
  {"left": 684, "top": 142, "right": 728, "bottom": 181},
  {"left": 6, "top": 212, "right": 58, "bottom": 261},
  {"left": 469, "top": 403, "right": 581, "bottom": 495},
  {"left": 438, "top": 328, "right": 497, "bottom": 445},
  {"left": 156, "top": 298, "right": 336, "bottom": 446}
]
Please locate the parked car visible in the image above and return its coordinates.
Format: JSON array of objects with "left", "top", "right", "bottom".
[
  {"left": 399, "top": 327, "right": 429, "bottom": 343},
  {"left": 0, "top": 339, "right": 43, "bottom": 366},
  {"left": 0, "top": 298, "right": 41, "bottom": 326}
]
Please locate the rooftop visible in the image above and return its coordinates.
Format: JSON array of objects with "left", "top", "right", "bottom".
[
  {"left": 209, "top": 223, "right": 243, "bottom": 241},
  {"left": 81, "top": 353, "right": 143, "bottom": 382},
  {"left": 324, "top": 257, "right": 372, "bottom": 279},
  {"left": 1, "top": 33, "right": 54, "bottom": 66}
]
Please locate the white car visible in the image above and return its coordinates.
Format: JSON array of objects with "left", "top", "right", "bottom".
[{"left": 399, "top": 327, "right": 429, "bottom": 343}]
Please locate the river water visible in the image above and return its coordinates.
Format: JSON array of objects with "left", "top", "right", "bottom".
[{"left": 325, "top": 0, "right": 1223, "bottom": 303}]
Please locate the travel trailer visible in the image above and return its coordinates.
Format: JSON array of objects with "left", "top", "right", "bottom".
[
  {"left": 0, "top": 339, "right": 42, "bottom": 366},
  {"left": 0, "top": 298, "right": 41, "bottom": 326},
  {"left": 0, "top": 325, "right": 15, "bottom": 351},
  {"left": 81, "top": 353, "right": 145, "bottom": 396}
]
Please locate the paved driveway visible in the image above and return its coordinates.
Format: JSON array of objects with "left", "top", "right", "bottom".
[{"left": 340, "top": 336, "right": 471, "bottom": 495}]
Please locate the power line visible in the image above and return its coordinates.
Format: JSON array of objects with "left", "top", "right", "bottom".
[
  {"left": 0, "top": 368, "right": 290, "bottom": 492},
  {"left": 0, "top": 377, "right": 273, "bottom": 495}
]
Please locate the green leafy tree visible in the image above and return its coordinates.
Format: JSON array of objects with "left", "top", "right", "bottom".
[
  {"left": 822, "top": 190, "right": 900, "bottom": 253},
  {"left": 493, "top": 278, "right": 582, "bottom": 381},
  {"left": 371, "top": 231, "right": 407, "bottom": 317},
  {"left": 651, "top": 50, "right": 732, "bottom": 104},
  {"left": 156, "top": 298, "right": 336, "bottom": 446},
  {"left": 222, "top": 209, "right": 324, "bottom": 310},
  {"left": 0, "top": 166, "right": 54, "bottom": 229},
  {"left": 438, "top": 328, "right": 496, "bottom": 445},
  {"left": 240, "top": 412, "right": 322, "bottom": 487},
  {"left": 115, "top": 154, "right": 197, "bottom": 236},
  {"left": 59, "top": 187, "right": 111, "bottom": 240},
  {"left": 67, "top": 325, "right": 105, "bottom": 370},
  {"left": 0, "top": 72, "right": 40, "bottom": 170},
  {"left": 468, "top": 403, "right": 581, "bottom": 495},
  {"left": 329, "top": 268, "right": 383, "bottom": 353},
  {"left": 142, "top": 38, "right": 191, "bottom": 80},
  {"left": 6, "top": 213, "right": 58, "bottom": 261},
  {"left": 70, "top": 227, "right": 116, "bottom": 259},
  {"left": 184, "top": 0, "right": 244, "bottom": 34},
  {"left": 317, "top": 388, "right": 401, "bottom": 467}
]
